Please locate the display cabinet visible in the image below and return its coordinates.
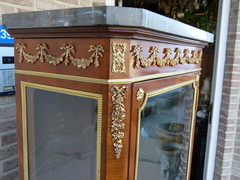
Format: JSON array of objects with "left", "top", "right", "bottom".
[{"left": 3, "top": 6, "right": 213, "bottom": 180}]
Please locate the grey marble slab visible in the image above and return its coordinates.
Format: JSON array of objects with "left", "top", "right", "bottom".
[{"left": 2, "top": 6, "right": 213, "bottom": 43}]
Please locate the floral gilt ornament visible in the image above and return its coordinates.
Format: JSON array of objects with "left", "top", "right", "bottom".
[
  {"left": 132, "top": 45, "right": 202, "bottom": 68},
  {"left": 111, "top": 86, "right": 128, "bottom": 159},
  {"left": 16, "top": 43, "right": 104, "bottom": 69},
  {"left": 112, "top": 42, "right": 126, "bottom": 73}
]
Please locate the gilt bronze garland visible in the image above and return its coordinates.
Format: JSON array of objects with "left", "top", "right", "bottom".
[
  {"left": 111, "top": 86, "right": 128, "bottom": 159},
  {"left": 132, "top": 45, "right": 202, "bottom": 68},
  {"left": 16, "top": 43, "right": 104, "bottom": 69}
]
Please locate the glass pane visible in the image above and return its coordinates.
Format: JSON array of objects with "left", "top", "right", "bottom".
[
  {"left": 26, "top": 87, "right": 98, "bottom": 180},
  {"left": 137, "top": 84, "right": 194, "bottom": 180}
]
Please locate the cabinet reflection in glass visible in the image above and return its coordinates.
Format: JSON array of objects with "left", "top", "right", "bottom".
[
  {"left": 137, "top": 85, "right": 194, "bottom": 180},
  {"left": 26, "top": 87, "right": 98, "bottom": 180}
]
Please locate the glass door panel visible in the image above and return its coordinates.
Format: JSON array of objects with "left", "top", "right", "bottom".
[
  {"left": 25, "top": 86, "right": 99, "bottom": 180},
  {"left": 137, "top": 84, "right": 194, "bottom": 180}
]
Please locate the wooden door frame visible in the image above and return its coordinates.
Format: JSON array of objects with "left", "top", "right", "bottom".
[{"left": 128, "top": 72, "right": 199, "bottom": 180}]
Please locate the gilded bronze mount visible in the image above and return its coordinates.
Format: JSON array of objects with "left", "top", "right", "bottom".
[
  {"left": 16, "top": 43, "right": 104, "bottom": 69},
  {"left": 111, "top": 86, "right": 128, "bottom": 159},
  {"left": 132, "top": 45, "right": 202, "bottom": 68}
]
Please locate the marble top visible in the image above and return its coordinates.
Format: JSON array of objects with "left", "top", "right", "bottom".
[{"left": 2, "top": 6, "right": 213, "bottom": 43}]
